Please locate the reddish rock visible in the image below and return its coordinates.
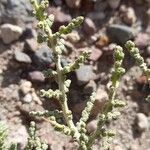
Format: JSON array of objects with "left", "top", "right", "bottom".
[
  {"left": 91, "top": 87, "right": 108, "bottom": 116},
  {"left": 136, "top": 75, "right": 148, "bottom": 85},
  {"left": 89, "top": 46, "right": 103, "bottom": 61},
  {"left": 86, "top": 120, "right": 97, "bottom": 133},
  {"left": 136, "top": 113, "right": 149, "bottom": 132},
  {"left": 28, "top": 71, "right": 45, "bottom": 83},
  {"left": 25, "top": 38, "right": 38, "bottom": 52},
  {"left": 134, "top": 33, "right": 150, "bottom": 49},
  {"left": 47, "top": 7, "right": 71, "bottom": 31}
]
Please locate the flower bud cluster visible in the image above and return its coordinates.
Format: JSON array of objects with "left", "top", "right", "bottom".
[
  {"left": 125, "top": 40, "right": 150, "bottom": 101},
  {"left": 125, "top": 41, "right": 150, "bottom": 79},
  {"left": 30, "top": 110, "right": 62, "bottom": 119},
  {"left": 40, "top": 89, "right": 62, "bottom": 100},
  {"left": 43, "top": 69, "right": 57, "bottom": 78},
  {"left": 63, "top": 51, "right": 90, "bottom": 74},
  {"left": 51, "top": 16, "right": 84, "bottom": 39},
  {"left": 25, "top": 121, "right": 48, "bottom": 150},
  {"left": 76, "top": 92, "right": 96, "bottom": 150},
  {"left": 88, "top": 46, "right": 126, "bottom": 149}
]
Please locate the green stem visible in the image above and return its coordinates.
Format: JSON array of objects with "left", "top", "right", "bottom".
[
  {"left": 88, "top": 81, "right": 119, "bottom": 147},
  {"left": 51, "top": 41, "right": 80, "bottom": 141}
]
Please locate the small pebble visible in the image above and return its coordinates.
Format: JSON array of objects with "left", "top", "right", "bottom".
[
  {"left": 83, "top": 17, "right": 96, "bottom": 35},
  {"left": 86, "top": 120, "right": 97, "bottom": 133},
  {"left": 134, "top": 33, "right": 149, "bottom": 48},
  {"left": 136, "top": 113, "right": 149, "bottom": 132},
  {"left": 14, "top": 50, "right": 32, "bottom": 64},
  {"left": 47, "top": 7, "right": 71, "bottom": 30},
  {"left": 120, "top": 6, "right": 136, "bottom": 25},
  {"left": 66, "top": 31, "right": 80, "bottom": 43},
  {"left": 76, "top": 65, "right": 95, "bottom": 85},
  {"left": 89, "top": 46, "right": 103, "bottom": 61},
  {"left": 113, "top": 145, "right": 123, "bottom": 150},
  {"left": 20, "top": 80, "right": 32, "bottom": 95},
  {"left": 22, "top": 93, "right": 32, "bottom": 103},
  {"left": 107, "top": 0, "right": 120, "bottom": 9},
  {"left": 24, "top": 38, "right": 38, "bottom": 52},
  {"left": 92, "top": 87, "right": 108, "bottom": 116},
  {"left": 95, "top": 35, "right": 109, "bottom": 48},
  {"left": 1, "top": 24, "right": 23, "bottom": 44},
  {"left": 28, "top": 71, "right": 45, "bottom": 83}
]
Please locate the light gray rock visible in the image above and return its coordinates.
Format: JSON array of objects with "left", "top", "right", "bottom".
[
  {"left": 20, "top": 80, "right": 32, "bottom": 95},
  {"left": 1, "top": 24, "right": 23, "bottom": 44},
  {"left": 14, "top": 50, "right": 32, "bottom": 63},
  {"left": 0, "top": 0, "right": 32, "bottom": 24},
  {"left": 134, "top": 33, "right": 150, "bottom": 48},
  {"left": 23, "top": 93, "right": 32, "bottom": 103},
  {"left": 75, "top": 65, "right": 95, "bottom": 85},
  {"left": 136, "top": 113, "right": 149, "bottom": 132},
  {"left": 8, "top": 124, "right": 28, "bottom": 149}
]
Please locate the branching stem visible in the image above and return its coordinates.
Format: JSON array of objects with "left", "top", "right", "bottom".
[{"left": 52, "top": 42, "right": 80, "bottom": 141}]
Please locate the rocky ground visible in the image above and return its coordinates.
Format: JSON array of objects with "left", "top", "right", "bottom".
[{"left": 0, "top": 0, "right": 150, "bottom": 150}]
